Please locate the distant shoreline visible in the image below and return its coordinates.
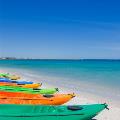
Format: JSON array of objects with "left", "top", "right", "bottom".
[{"left": 1, "top": 58, "right": 120, "bottom": 61}]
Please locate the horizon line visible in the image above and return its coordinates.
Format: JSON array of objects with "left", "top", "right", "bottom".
[{"left": 1, "top": 58, "right": 120, "bottom": 60}]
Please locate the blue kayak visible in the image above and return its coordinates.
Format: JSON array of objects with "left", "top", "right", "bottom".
[
  {"left": 0, "top": 78, "right": 33, "bottom": 84},
  {"left": 0, "top": 78, "right": 10, "bottom": 80},
  {"left": 12, "top": 80, "right": 33, "bottom": 84},
  {"left": 0, "top": 78, "right": 12, "bottom": 82}
]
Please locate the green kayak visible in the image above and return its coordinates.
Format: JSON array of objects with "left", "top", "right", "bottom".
[
  {"left": 0, "top": 86, "right": 58, "bottom": 94},
  {"left": 0, "top": 104, "right": 108, "bottom": 120},
  {"left": 0, "top": 73, "right": 20, "bottom": 80},
  {"left": 0, "top": 73, "right": 9, "bottom": 77}
]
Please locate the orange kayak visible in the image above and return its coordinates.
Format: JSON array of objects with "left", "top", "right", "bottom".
[
  {"left": 0, "top": 91, "right": 75, "bottom": 105},
  {"left": 0, "top": 82, "right": 42, "bottom": 89}
]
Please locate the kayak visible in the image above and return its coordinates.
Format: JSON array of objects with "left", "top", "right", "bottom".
[
  {"left": 0, "top": 78, "right": 33, "bottom": 84},
  {"left": 13, "top": 80, "right": 33, "bottom": 84},
  {"left": 0, "top": 104, "right": 108, "bottom": 120},
  {"left": 0, "top": 91, "right": 75, "bottom": 105},
  {"left": 7, "top": 75, "right": 21, "bottom": 80},
  {"left": 21, "top": 83, "right": 41, "bottom": 89},
  {"left": 0, "top": 73, "right": 9, "bottom": 77},
  {"left": 0, "top": 86, "right": 58, "bottom": 94},
  {"left": 0, "top": 78, "right": 11, "bottom": 83},
  {"left": 0, "top": 82, "right": 42, "bottom": 89},
  {"left": 0, "top": 73, "right": 20, "bottom": 80}
]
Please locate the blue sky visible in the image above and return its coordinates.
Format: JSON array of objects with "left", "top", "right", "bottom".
[{"left": 0, "top": 0, "right": 120, "bottom": 59}]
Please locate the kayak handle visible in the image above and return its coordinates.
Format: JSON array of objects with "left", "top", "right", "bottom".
[{"left": 103, "top": 103, "right": 109, "bottom": 110}]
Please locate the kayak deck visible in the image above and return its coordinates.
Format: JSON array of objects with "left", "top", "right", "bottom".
[
  {"left": 0, "top": 104, "right": 107, "bottom": 120},
  {"left": 0, "top": 86, "right": 58, "bottom": 94}
]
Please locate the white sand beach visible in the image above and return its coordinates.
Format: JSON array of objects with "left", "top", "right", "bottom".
[{"left": 0, "top": 68, "right": 120, "bottom": 120}]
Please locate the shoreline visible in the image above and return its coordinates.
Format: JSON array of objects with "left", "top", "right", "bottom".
[{"left": 0, "top": 67, "right": 120, "bottom": 119}]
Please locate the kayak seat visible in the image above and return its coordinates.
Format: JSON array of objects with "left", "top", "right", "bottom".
[
  {"left": 43, "top": 95, "right": 54, "bottom": 98},
  {"left": 12, "top": 81, "right": 17, "bottom": 83},
  {"left": 67, "top": 106, "right": 83, "bottom": 111},
  {"left": 0, "top": 98, "right": 7, "bottom": 99},
  {"left": 5, "top": 85, "right": 11, "bottom": 86},
  {"left": 17, "top": 84, "right": 25, "bottom": 85},
  {"left": 33, "top": 88, "right": 41, "bottom": 90}
]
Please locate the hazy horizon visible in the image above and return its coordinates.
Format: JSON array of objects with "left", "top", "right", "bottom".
[{"left": 0, "top": 57, "right": 120, "bottom": 60}]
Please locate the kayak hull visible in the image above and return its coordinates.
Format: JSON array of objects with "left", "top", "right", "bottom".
[
  {"left": 0, "top": 82, "right": 41, "bottom": 89},
  {"left": 0, "top": 91, "right": 74, "bottom": 105},
  {"left": 0, "top": 104, "right": 107, "bottom": 120},
  {"left": 0, "top": 78, "right": 33, "bottom": 84},
  {"left": 0, "top": 73, "right": 20, "bottom": 80},
  {"left": 0, "top": 86, "right": 57, "bottom": 94},
  {"left": 8, "top": 75, "right": 21, "bottom": 80},
  {"left": 0, "top": 116, "right": 94, "bottom": 120},
  {"left": 0, "top": 73, "right": 9, "bottom": 78}
]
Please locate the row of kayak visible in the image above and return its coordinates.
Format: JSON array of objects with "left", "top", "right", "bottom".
[
  {"left": 0, "top": 74, "right": 75, "bottom": 105},
  {"left": 0, "top": 73, "right": 108, "bottom": 120}
]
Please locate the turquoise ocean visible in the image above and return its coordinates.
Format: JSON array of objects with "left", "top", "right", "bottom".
[{"left": 0, "top": 59, "right": 120, "bottom": 101}]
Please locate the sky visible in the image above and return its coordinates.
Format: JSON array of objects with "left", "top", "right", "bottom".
[{"left": 0, "top": 0, "right": 120, "bottom": 59}]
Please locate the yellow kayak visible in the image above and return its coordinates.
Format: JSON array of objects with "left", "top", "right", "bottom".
[
  {"left": 0, "top": 82, "right": 42, "bottom": 89},
  {"left": 20, "top": 83, "right": 42, "bottom": 89},
  {"left": 8, "top": 75, "right": 21, "bottom": 80}
]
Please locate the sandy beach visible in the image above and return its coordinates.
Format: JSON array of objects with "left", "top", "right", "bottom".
[{"left": 0, "top": 68, "right": 120, "bottom": 120}]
